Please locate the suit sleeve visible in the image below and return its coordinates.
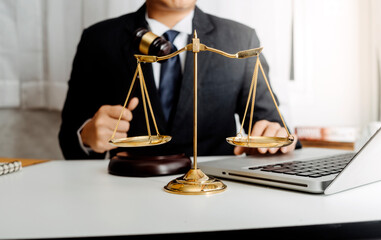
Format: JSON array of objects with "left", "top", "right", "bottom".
[{"left": 58, "top": 29, "right": 107, "bottom": 160}]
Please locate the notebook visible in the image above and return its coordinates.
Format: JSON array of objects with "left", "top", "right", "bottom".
[
  {"left": 0, "top": 161, "right": 22, "bottom": 176},
  {"left": 199, "top": 127, "right": 381, "bottom": 194},
  {"left": 0, "top": 158, "right": 50, "bottom": 176}
]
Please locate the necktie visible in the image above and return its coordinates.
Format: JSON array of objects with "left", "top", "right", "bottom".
[{"left": 159, "top": 30, "right": 182, "bottom": 122}]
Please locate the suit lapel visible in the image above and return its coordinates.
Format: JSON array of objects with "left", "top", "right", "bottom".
[
  {"left": 123, "top": 4, "right": 147, "bottom": 77},
  {"left": 172, "top": 7, "right": 215, "bottom": 133}
]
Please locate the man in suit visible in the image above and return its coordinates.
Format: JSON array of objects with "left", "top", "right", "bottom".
[{"left": 59, "top": 0, "right": 300, "bottom": 160}]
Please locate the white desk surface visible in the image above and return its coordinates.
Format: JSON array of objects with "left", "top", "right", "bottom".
[{"left": 1, "top": 149, "right": 381, "bottom": 239}]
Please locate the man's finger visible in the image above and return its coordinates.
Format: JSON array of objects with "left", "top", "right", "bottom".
[
  {"left": 258, "top": 122, "right": 282, "bottom": 154},
  {"left": 127, "top": 97, "right": 139, "bottom": 111},
  {"left": 257, "top": 122, "right": 278, "bottom": 154},
  {"left": 103, "top": 104, "right": 135, "bottom": 121},
  {"left": 108, "top": 119, "right": 130, "bottom": 132},
  {"left": 262, "top": 122, "right": 281, "bottom": 137},
  {"left": 101, "top": 105, "right": 126, "bottom": 119},
  {"left": 280, "top": 134, "right": 298, "bottom": 153},
  {"left": 251, "top": 120, "right": 268, "bottom": 154},
  {"left": 251, "top": 120, "right": 269, "bottom": 137},
  {"left": 113, "top": 131, "right": 127, "bottom": 139},
  {"left": 118, "top": 97, "right": 139, "bottom": 120},
  {"left": 268, "top": 127, "right": 287, "bottom": 154},
  {"left": 234, "top": 146, "right": 244, "bottom": 155}
]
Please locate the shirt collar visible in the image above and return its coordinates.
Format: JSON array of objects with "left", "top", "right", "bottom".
[{"left": 145, "top": 10, "right": 194, "bottom": 37}]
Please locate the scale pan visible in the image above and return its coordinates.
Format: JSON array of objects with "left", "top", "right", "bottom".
[
  {"left": 109, "top": 135, "right": 171, "bottom": 147},
  {"left": 226, "top": 136, "right": 293, "bottom": 148}
]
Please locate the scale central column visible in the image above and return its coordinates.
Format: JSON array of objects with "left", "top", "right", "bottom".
[
  {"left": 163, "top": 30, "right": 227, "bottom": 195},
  {"left": 193, "top": 31, "right": 199, "bottom": 170}
]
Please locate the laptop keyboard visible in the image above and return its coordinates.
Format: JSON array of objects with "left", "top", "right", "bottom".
[{"left": 248, "top": 153, "right": 355, "bottom": 178}]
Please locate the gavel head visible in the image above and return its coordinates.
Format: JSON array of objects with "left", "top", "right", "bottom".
[{"left": 133, "top": 28, "right": 172, "bottom": 57}]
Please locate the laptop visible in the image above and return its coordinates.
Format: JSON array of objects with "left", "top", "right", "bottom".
[{"left": 199, "top": 127, "right": 381, "bottom": 194}]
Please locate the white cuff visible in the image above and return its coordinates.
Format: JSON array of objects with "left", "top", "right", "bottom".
[{"left": 77, "top": 119, "right": 93, "bottom": 155}]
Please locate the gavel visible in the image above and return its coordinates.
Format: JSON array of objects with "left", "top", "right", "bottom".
[{"left": 133, "top": 28, "right": 172, "bottom": 58}]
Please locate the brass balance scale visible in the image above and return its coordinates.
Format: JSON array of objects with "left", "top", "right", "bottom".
[{"left": 109, "top": 30, "right": 294, "bottom": 195}]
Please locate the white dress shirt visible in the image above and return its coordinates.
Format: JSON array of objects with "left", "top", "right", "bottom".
[{"left": 145, "top": 10, "right": 194, "bottom": 88}]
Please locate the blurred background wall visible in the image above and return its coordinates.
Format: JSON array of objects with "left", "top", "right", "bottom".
[{"left": 0, "top": 0, "right": 380, "bottom": 159}]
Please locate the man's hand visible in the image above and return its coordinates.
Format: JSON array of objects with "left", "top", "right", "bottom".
[
  {"left": 234, "top": 120, "right": 297, "bottom": 155},
  {"left": 80, "top": 97, "right": 139, "bottom": 153}
]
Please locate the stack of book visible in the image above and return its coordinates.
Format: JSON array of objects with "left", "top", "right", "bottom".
[{"left": 295, "top": 126, "right": 359, "bottom": 150}]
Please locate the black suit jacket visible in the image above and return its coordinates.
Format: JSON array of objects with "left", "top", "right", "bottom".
[{"left": 59, "top": 4, "right": 298, "bottom": 160}]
